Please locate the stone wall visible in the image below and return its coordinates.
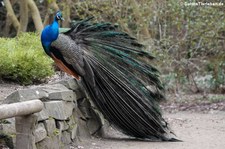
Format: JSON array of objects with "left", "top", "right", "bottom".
[{"left": 0, "top": 79, "right": 104, "bottom": 149}]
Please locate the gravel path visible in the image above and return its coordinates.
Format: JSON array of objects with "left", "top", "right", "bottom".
[
  {"left": 0, "top": 81, "right": 27, "bottom": 102},
  {"left": 75, "top": 111, "right": 225, "bottom": 149}
]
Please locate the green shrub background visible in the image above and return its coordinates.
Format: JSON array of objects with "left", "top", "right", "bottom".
[
  {"left": 71, "top": 0, "right": 225, "bottom": 92},
  {"left": 0, "top": 33, "right": 54, "bottom": 85},
  {"left": 0, "top": 0, "right": 224, "bottom": 92}
]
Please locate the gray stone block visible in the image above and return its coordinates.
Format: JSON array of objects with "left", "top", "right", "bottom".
[
  {"left": 3, "top": 84, "right": 70, "bottom": 104},
  {"left": 35, "top": 123, "right": 47, "bottom": 143},
  {"left": 74, "top": 90, "right": 85, "bottom": 100},
  {"left": 36, "top": 108, "right": 49, "bottom": 121},
  {"left": 86, "top": 108, "right": 104, "bottom": 135},
  {"left": 97, "top": 120, "right": 110, "bottom": 137},
  {"left": 35, "top": 84, "right": 69, "bottom": 94},
  {"left": 69, "top": 123, "right": 78, "bottom": 140},
  {"left": 61, "top": 131, "right": 71, "bottom": 145},
  {"left": 67, "top": 110, "right": 78, "bottom": 140},
  {"left": 76, "top": 108, "right": 85, "bottom": 120},
  {"left": 86, "top": 118, "right": 102, "bottom": 135},
  {"left": 56, "top": 78, "right": 79, "bottom": 90},
  {"left": 48, "top": 90, "right": 76, "bottom": 101},
  {"left": 77, "top": 98, "right": 92, "bottom": 118},
  {"left": 76, "top": 119, "right": 91, "bottom": 139},
  {"left": 44, "top": 101, "right": 75, "bottom": 120},
  {"left": 56, "top": 120, "right": 69, "bottom": 131},
  {"left": 67, "top": 110, "right": 78, "bottom": 126},
  {"left": 36, "top": 136, "right": 60, "bottom": 149},
  {"left": 93, "top": 109, "right": 105, "bottom": 125},
  {"left": 3, "top": 89, "right": 48, "bottom": 104},
  {"left": 44, "top": 118, "right": 56, "bottom": 136},
  {"left": 0, "top": 118, "right": 15, "bottom": 135},
  {"left": 58, "top": 79, "right": 86, "bottom": 100}
]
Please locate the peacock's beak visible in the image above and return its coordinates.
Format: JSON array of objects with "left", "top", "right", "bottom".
[{"left": 56, "top": 15, "right": 64, "bottom": 21}]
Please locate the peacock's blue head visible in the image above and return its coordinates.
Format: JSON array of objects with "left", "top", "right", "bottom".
[
  {"left": 41, "top": 11, "right": 64, "bottom": 55},
  {"left": 55, "top": 11, "right": 64, "bottom": 21}
]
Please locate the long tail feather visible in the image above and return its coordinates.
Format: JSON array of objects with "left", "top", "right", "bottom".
[
  {"left": 82, "top": 55, "right": 174, "bottom": 140},
  {"left": 61, "top": 18, "right": 178, "bottom": 140}
]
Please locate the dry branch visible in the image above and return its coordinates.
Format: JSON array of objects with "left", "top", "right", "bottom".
[
  {"left": 62, "top": 0, "right": 72, "bottom": 27},
  {"left": 43, "top": 0, "right": 59, "bottom": 26},
  {"left": 17, "top": 0, "right": 29, "bottom": 35},
  {"left": 3, "top": 0, "right": 20, "bottom": 32},
  {"left": 27, "top": 0, "right": 43, "bottom": 32}
]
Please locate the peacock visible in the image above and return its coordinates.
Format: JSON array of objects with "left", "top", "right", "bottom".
[{"left": 41, "top": 11, "right": 177, "bottom": 141}]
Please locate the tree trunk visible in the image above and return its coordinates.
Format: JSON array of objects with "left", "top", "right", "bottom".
[
  {"left": 62, "top": 0, "right": 71, "bottom": 27},
  {"left": 27, "top": 0, "right": 43, "bottom": 32},
  {"left": 3, "top": 15, "right": 12, "bottom": 36},
  {"left": 17, "top": 0, "right": 29, "bottom": 35},
  {"left": 43, "top": 0, "right": 59, "bottom": 26},
  {"left": 3, "top": 0, "right": 20, "bottom": 32}
]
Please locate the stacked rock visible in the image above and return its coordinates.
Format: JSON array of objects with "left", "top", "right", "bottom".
[{"left": 0, "top": 79, "right": 105, "bottom": 149}]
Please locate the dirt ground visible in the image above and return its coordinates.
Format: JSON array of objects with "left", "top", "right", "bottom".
[
  {"left": 0, "top": 82, "right": 27, "bottom": 102},
  {"left": 75, "top": 111, "right": 225, "bottom": 149},
  {"left": 1, "top": 81, "right": 225, "bottom": 149}
]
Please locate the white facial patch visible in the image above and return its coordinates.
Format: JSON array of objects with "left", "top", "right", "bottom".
[{"left": 56, "top": 15, "right": 60, "bottom": 20}]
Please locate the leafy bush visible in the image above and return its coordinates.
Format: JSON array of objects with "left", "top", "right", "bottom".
[
  {"left": 0, "top": 33, "right": 54, "bottom": 85},
  {"left": 1, "top": 0, "right": 224, "bottom": 92},
  {"left": 71, "top": 0, "right": 225, "bottom": 92}
]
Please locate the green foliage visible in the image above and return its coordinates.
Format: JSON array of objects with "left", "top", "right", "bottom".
[
  {"left": 72, "top": 0, "right": 154, "bottom": 38},
  {"left": 208, "top": 61, "right": 225, "bottom": 90},
  {"left": 1, "top": 0, "right": 224, "bottom": 92},
  {"left": 0, "top": 33, "right": 54, "bottom": 85},
  {"left": 72, "top": 0, "right": 225, "bottom": 92},
  {"left": 207, "top": 94, "right": 225, "bottom": 103},
  {"left": 148, "top": 0, "right": 225, "bottom": 92},
  {"left": 0, "top": 120, "right": 10, "bottom": 124},
  {"left": 0, "top": 132, "right": 14, "bottom": 149},
  {"left": 53, "top": 129, "right": 60, "bottom": 136}
]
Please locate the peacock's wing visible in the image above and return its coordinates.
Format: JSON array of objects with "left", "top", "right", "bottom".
[
  {"left": 51, "top": 18, "right": 176, "bottom": 141},
  {"left": 59, "top": 28, "right": 70, "bottom": 33}
]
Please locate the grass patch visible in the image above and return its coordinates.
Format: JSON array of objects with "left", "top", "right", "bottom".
[{"left": 0, "top": 33, "right": 54, "bottom": 85}]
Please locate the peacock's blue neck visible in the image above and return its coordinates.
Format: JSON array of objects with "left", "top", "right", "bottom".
[{"left": 41, "top": 17, "right": 59, "bottom": 56}]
